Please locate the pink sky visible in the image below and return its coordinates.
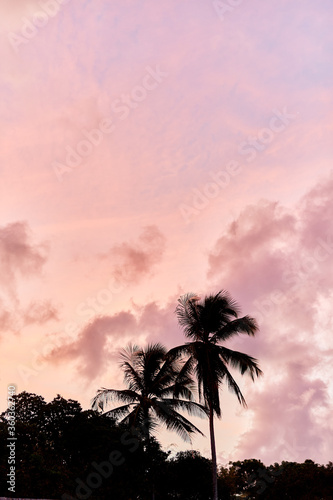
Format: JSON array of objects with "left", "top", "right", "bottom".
[{"left": 1, "top": 0, "right": 333, "bottom": 466}]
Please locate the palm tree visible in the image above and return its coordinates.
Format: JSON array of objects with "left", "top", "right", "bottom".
[
  {"left": 168, "top": 291, "right": 263, "bottom": 500},
  {"left": 92, "top": 342, "right": 208, "bottom": 445}
]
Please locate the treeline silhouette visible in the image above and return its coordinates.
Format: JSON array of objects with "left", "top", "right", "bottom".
[{"left": 0, "top": 391, "right": 332, "bottom": 499}]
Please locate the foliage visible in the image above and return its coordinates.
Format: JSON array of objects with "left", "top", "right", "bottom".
[
  {"left": 92, "top": 343, "right": 208, "bottom": 443},
  {"left": 1, "top": 392, "right": 332, "bottom": 499},
  {"left": 0, "top": 392, "right": 147, "bottom": 499},
  {"left": 171, "top": 291, "right": 262, "bottom": 414},
  {"left": 166, "top": 450, "right": 230, "bottom": 500},
  {"left": 219, "top": 459, "right": 333, "bottom": 499}
]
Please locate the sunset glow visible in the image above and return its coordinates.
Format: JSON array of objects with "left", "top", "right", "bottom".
[{"left": 1, "top": 0, "right": 333, "bottom": 467}]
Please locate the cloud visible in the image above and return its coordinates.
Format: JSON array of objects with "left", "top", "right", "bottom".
[
  {"left": 207, "top": 173, "right": 333, "bottom": 464},
  {"left": 134, "top": 298, "right": 181, "bottom": 349},
  {"left": 100, "top": 225, "right": 166, "bottom": 284},
  {"left": 207, "top": 174, "right": 333, "bottom": 312},
  {"left": 0, "top": 302, "right": 13, "bottom": 333},
  {"left": 0, "top": 221, "right": 48, "bottom": 297},
  {"left": 0, "top": 299, "right": 58, "bottom": 336},
  {"left": 0, "top": 222, "right": 57, "bottom": 338},
  {"left": 46, "top": 312, "right": 138, "bottom": 379},
  {"left": 233, "top": 341, "right": 333, "bottom": 465},
  {"left": 22, "top": 300, "right": 59, "bottom": 326},
  {"left": 46, "top": 297, "right": 181, "bottom": 380},
  {"left": 208, "top": 200, "right": 297, "bottom": 302}
]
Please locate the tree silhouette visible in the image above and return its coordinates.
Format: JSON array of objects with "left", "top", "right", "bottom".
[
  {"left": 92, "top": 343, "right": 208, "bottom": 499},
  {"left": 92, "top": 343, "right": 208, "bottom": 443},
  {"left": 168, "top": 291, "right": 263, "bottom": 500}
]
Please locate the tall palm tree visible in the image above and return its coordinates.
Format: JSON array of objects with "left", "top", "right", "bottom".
[
  {"left": 168, "top": 291, "right": 263, "bottom": 500},
  {"left": 92, "top": 343, "right": 208, "bottom": 446}
]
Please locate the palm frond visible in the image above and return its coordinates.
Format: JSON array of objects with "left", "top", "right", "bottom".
[
  {"left": 175, "top": 293, "right": 203, "bottom": 339},
  {"left": 219, "top": 347, "right": 263, "bottom": 380},
  {"left": 120, "top": 406, "right": 158, "bottom": 438},
  {"left": 119, "top": 343, "right": 141, "bottom": 365},
  {"left": 223, "top": 369, "right": 247, "bottom": 408},
  {"left": 150, "top": 355, "right": 177, "bottom": 395},
  {"left": 166, "top": 344, "right": 191, "bottom": 360},
  {"left": 211, "top": 315, "right": 258, "bottom": 343},
  {"left": 102, "top": 403, "right": 134, "bottom": 419},
  {"left": 91, "top": 388, "right": 140, "bottom": 412},
  {"left": 152, "top": 400, "right": 205, "bottom": 443},
  {"left": 161, "top": 398, "right": 209, "bottom": 418},
  {"left": 171, "top": 356, "right": 196, "bottom": 398},
  {"left": 121, "top": 361, "right": 144, "bottom": 392},
  {"left": 92, "top": 342, "right": 206, "bottom": 444},
  {"left": 200, "top": 291, "right": 240, "bottom": 333},
  {"left": 138, "top": 343, "right": 167, "bottom": 390}
]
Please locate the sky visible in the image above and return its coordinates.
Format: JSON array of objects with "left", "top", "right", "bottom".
[{"left": 0, "top": 0, "right": 333, "bottom": 467}]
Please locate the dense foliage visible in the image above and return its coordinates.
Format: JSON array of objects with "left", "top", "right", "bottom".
[
  {"left": 92, "top": 343, "right": 208, "bottom": 442},
  {"left": 0, "top": 392, "right": 332, "bottom": 499}
]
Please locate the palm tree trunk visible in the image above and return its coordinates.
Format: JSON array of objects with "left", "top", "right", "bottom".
[
  {"left": 142, "top": 411, "right": 155, "bottom": 500},
  {"left": 209, "top": 404, "right": 218, "bottom": 500}
]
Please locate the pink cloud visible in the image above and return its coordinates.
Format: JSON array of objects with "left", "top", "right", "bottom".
[
  {"left": 100, "top": 225, "right": 166, "bottom": 284},
  {"left": 234, "top": 344, "right": 332, "bottom": 465},
  {"left": 46, "top": 297, "right": 183, "bottom": 380},
  {"left": 207, "top": 200, "right": 296, "bottom": 302},
  {"left": 0, "top": 222, "right": 58, "bottom": 338},
  {"left": 46, "top": 312, "right": 138, "bottom": 379},
  {"left": 207, "top": 173, "right": 333, "bottom": 464},
  {"left": 22, "top": 300, "right": 59, "bottom": 326},
  {"left": 0, "top": 221, "right": 47, "bottom": 296},
  {"left": 137, "top": 298, "right": 181, "bottom": 348},
  {"left": 0, "top": 302, "right": 13, "bottom": 333},
  {"left": 0, "top": 299, "right": 58, "bottom": 337}
]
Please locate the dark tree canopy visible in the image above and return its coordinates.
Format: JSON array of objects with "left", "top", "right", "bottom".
[{"left": 1, "top": 392, "right": 332, "bottom": 499}]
